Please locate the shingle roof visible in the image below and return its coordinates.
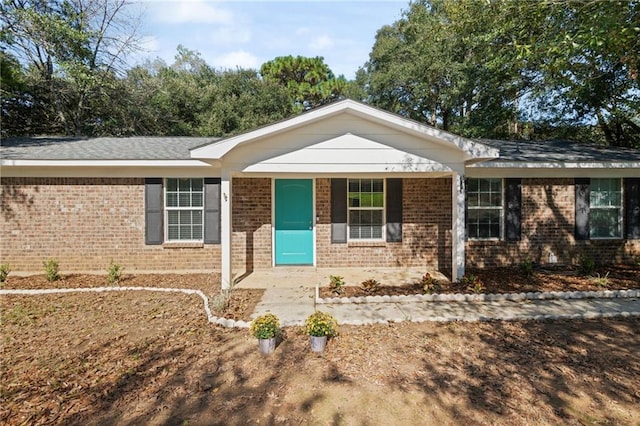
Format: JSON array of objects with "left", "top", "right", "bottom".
[
  {"left": 479, "top": 139, "right": 640, "bottom": 163},
  {"left": 1, "top": 135, "right": 638, "bottom": 164},
  {"left": 0, "top": 136, "right": 220, "bottom": 160}
]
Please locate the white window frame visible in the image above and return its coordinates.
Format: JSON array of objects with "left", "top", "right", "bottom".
[
  {"left": 165, "top": 178, "right": 204, "bottom": 242},
  {"left": 466, "top": 178, "right": 504, "bottom": 240},
  {"left": 347, "top": 178, "right": 385, "bottom": 241},
  {"left": 589, "top": 178, "right": 623, "bottom": 239}
]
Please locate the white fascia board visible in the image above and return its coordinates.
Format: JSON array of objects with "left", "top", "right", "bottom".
[
  {"left": 190, "top": 99, "right": 499, "bottom": 161},
  {"left": 0, "top": 159, "right": 216, "bottom": 167},
  {"left": 471, "top": 161, "right": 640, "bottom": 169},
  {"left": 345, "top": 105, "right": 499, "bottom": 160}
]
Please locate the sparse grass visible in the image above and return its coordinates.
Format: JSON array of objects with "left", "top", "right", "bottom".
[
  {"left": 43, "top": 259, "right": 60, "bottom": 282},
  {"left": 107, "top": 260, "right": 124, "bottom": 285},
  {"left": 591, "top": 272, "right": 610, "bottom": 288},
  {"left": 0, "top": 263, "right": 10, "bottom": 284},
  {"left": 211, "top": 288, "right": 232, "bottom": 313}
]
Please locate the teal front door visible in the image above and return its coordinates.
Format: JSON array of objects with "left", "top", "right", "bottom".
[{"left": 275, "top": 179, "right": 314, "bottom": 265}]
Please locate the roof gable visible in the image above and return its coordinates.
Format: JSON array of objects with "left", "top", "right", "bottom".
[{"left": 190, "top": 99, "right": 499, "bottom": 165}]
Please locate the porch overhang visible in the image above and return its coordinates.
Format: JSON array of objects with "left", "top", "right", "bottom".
[{"left": 198, "top": 100, "right": 498, "bottom": 289}]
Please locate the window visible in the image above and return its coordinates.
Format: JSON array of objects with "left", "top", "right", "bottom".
[
  {"left": 165, "top": 178, "right": 204, "bottom": 241},
  {"left": 467, "top": 178, "right": 503, "bottom": 239},
  {"left": 590, "top": 178, "right": 622, "bottom": 238},
  {"left": 348, "top": 179, "right": 384, "bottom": 240}
]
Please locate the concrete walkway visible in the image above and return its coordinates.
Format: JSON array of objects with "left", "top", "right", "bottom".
[{"left": 252, "top": 287, "right": 640, "bottom": 326}]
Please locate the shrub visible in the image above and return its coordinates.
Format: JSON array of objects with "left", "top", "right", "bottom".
[
  {"left": 360, "top": 278, "right": 380, "bottom": 294},
  {"left": 305, "top": 311, "right": 338, "bottom": 337},
  {"left": 211, "top": 289, "right": 232, "bottom": 313},
  {"left": 461, "top": 273, "right": 485, "bottom": 294},
  {"left": 43, "top": 259, "right": 60, "bottom": 282},
  {"left": 107, "top": 260, "right": 124, "bottom": 285},
  {"left": 250, "top": 313, "right": 280, "bottom": 339},
  {"left": 328, "top": 275, "right": 345, "bottom": 295},
  {"left": 579, "top": 255, "right": 595, "bottom": 276},
  {"left": 420, "top": 273, "right": 440, "bottom": 294},
  {"left": 591, "top": 272, "right": 610, "bottom": 288},
  {"left": 520, "top": 259, "right": 534, "bottom": 278},
  {"left": 0, "top": 263, "right": 10, "bottom": 283}
]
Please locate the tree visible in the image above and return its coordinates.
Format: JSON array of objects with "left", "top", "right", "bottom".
[
  {"left": 260, "top": 55, "right": 347, "bottom": 111},
  {"left": 359, "top": 0, "right": 640, "bottom": 147},
  {"left": 1, "top": 0, "right": 143, "bottom": 135}
]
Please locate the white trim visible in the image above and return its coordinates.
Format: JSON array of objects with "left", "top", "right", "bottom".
[
  {"left": 190, "top": 100, "right": 499, "bottom": 161},
  {"left": 471, "top": 161, "right": 640, "bottom": 169},
  {"left": 221, "top": 171, "right": 232, "bottom": 289},
  {"left": 346, "top": 178, "right": 386, "bottom": 242},
  {"left": 465, "top": 178, "right": 504, "bottom": 241},
  {"left": 0, "top": 159, "right": 216, "bottom": 167},
  {"left": 271, "top": 178, "right": 316, "bottom": 267},
  {"left": 451, "top": 173, "right": 465, "bottom": 282},
  {"left": 466, "top": 167, "right": 640, "bottom": 179},
  {"left": 164, "top": 178, "right": 205, "bottom": 243}
]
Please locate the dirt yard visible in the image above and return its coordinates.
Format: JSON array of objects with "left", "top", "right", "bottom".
[{"left": 1, "top": 267, "right": 640, "bottom": 425}]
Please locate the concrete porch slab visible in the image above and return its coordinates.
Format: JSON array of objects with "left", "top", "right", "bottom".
[{"left": 234, "top": 267, "right": 449, "bottom": 289}]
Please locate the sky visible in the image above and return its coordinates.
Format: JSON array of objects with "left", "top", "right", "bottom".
[{"left": 134, "top": 0, "right": 408, "bottom": 79}]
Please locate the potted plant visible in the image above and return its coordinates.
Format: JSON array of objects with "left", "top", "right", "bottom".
[
  {"left": 250, "top": 313, "right": 280, "bottom": 355},
  {"left": 304, "top": 311, "right": 338, "bottom": 353}
]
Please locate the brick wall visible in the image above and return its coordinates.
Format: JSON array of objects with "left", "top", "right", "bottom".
[
  {"left": 0, "top": 177, "right": 220, "bottom": 272},
  {"left": 466, "top": 178, "right": 639, "bottom": 267},
  {"left": 231, "top": 178, "right": 272, "bottom": 270},
  {"left": 316, "top": 178, "right": 453, "bottom": 269}
]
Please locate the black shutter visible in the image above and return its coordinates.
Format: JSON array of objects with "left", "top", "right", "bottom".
[
  {"left": 505, "top": 178, "right": 522, "bottom": 241},
  {"left": 575, "top": 178, "right": 590, "bottom": 240},
  {"left": 204, "top": 178, "right": 221, "bottom": 244},
  {"left": 145, "top": 178, "right": 163, "bottom": 245},
  {"left": 625, "top": 178, "right": 640, "bottom": 240},
  {"left": 386, "top": 178, "right": 403, "bottom": 242},
  {"left": 331, "top": 178, "right": 347, "bottom": 243}
]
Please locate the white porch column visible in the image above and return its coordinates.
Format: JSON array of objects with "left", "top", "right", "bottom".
[
  {"left": 221, "top": 170, "right": 233, "bottom": 290},
  {"left": 451, "top": 172, "right": 465, "bottom": 282}
]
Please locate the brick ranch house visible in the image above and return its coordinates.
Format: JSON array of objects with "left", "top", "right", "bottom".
[{"left": 1, "top": 100, "right": 639, "bottom": 288}]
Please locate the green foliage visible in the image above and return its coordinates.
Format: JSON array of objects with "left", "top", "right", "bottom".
[
  {"left": 0, "top": 263, "right": 10, "bottom": 283},
  {"left": 461, "top": 273, "right": 485, "bottom": 294},
  {"left": 328, "top": 275, "right": 346, "bottom": 295},
  {"left": 250, "top": 313, "right": 280, "bottom": 339},
  {"left": 305, "top": 311, "right": 338, "bottom": 337},
  {"left": 211, "top": 289, "right": 232, "bottom": 314},
  {"left": 360, "top": 279, "right": 381, "bottom": 294},
  {"left": 420, "top": 273, "right": 440, "bottom": 294},
  {"left": 359, "top": 0, "right": 640, "bottom": 147},
  {"left": 106, "top": 261, "right": 123, "bottom": 285},
  {"left": 43, "top": 259, "right": 60, "bottom": 282},
  {"left": 579, "top": 256, "right": 596, "bottom": 276},
  {"left": 260, "top": 55, "right": 348, "bottom": 111},
  {"left": 590, "top": 272, "right": 610, "bottom": 289},
  {"left": 520, "top": 259, "right": 535, "bottom": 278}
]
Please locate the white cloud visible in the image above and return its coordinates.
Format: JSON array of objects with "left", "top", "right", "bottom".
[
  {"left": 211, "top": 26, "right": 251, "bottom": 45},
  {"left": 295, "top": 27, "right": 310, "bottom": 36},
  {"left": 138, "top": 35, "right": 159, "bottom": 54},
  {"left": 153, "top": 0, "right": 233, "bottom": 24},
  {"left": 309, "top": 35, "right": 334, "bottom": 51},
  {"left": 213, "top": 50, "right": 259, "bottom": 69}
]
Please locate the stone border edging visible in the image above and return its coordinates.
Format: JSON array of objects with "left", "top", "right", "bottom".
[
  {"left": 0, "top": 286, "right": 251, "bottom": 329},
  {"left": 316, "top": 288, "right": 640, "bottom": 305},
  {"left": 3, "top": 286, "right": 639, "bottom": 329},
  {"left": 335, "top": 310, "right": 640, "bottom": 326}
]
